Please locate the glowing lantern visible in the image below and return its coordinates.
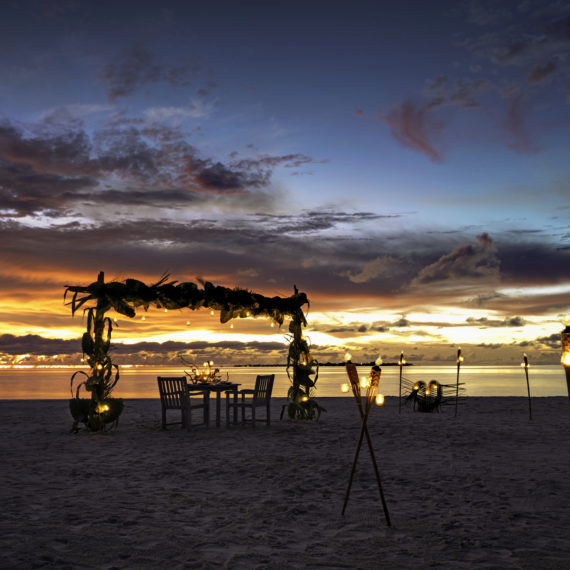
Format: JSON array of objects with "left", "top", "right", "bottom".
[{"left": 96, "top": 403, "right": 110, "bottom": 413}]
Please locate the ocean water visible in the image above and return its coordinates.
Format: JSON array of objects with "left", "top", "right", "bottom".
[{"left": 0, "top": 364, "right": 567, "bottom": 399}]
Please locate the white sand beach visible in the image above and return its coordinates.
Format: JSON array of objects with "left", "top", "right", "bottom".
[{"left": 1, "top": 396, "right": 569, "bottom": 569}]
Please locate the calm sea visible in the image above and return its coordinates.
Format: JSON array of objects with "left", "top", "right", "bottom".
[{"left": 0, "top": 364, "right": 567, "bottom": 399}]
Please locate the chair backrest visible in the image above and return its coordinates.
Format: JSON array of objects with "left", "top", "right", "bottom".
[
  {"left": 157, "top": 376, "right": 188, "bottom": 410},
  {"left": 253, "top": 374, "right": 275, "bottom": 403}
]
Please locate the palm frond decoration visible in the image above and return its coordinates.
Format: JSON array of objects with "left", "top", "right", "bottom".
[{"left": 65, "top": 272, "right": 322, "bottom": 431}]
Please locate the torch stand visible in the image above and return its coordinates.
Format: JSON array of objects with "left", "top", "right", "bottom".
[
  {"left": 341, "top": 362, "right": 391, "bottom": 527},
  {"left": 562, "top": 327, "right": 570, "bottom": 407}
]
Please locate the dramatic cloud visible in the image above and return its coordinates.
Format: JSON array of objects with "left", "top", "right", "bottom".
[
  {"left": 410, "top": 233, "right": 500, "bottom": 287},
  {"left": 346, "top": 255, "right": 402, "bottom": 283},
  {"left": 466, "top": 316, "right": 525, "bottom": 328},
  {"left": 0, "top": 118, "right": 325, "bottom": 216},
  {"left": 377, "top": 101, "right": 443, "bottom": 162}
]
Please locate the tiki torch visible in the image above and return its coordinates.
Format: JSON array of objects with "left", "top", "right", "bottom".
[
  {"left": 561, "top": 316, "right": 570, "bottom": 407},
  {"left": 398, "top": 351, "right": 406, "bottom": 414},
  {"left": 521, "top": 353, "right": 532, "bottom": 421},
  {"left": 454, "top": 348, "right": 464, "bottom": 417}
]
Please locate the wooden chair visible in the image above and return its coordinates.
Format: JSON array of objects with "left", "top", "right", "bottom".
[
  {"left": 225, "top": 374, "right": 275, "bottom": 427},
  {"left": 157, "top": 376, "right": 209, "bottom": 430}
]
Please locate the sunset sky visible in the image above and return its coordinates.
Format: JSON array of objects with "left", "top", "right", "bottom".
[{"left": 1, "top": 0, "right": 569, "bottom": 368}]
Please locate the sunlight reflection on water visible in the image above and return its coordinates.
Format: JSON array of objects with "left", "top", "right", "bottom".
[{"left": 0, "top": 365, "right": 567, "bottom": 399}]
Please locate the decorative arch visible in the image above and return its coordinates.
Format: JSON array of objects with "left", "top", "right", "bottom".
[{"left": 65, "top": 271, "right": 324, "bottom": 431}]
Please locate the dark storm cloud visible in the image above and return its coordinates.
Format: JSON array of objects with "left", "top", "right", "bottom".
[
  {"left": 0, "top": 334, "right": 78, "bottom": 355},
  {"left": 0, "top": 333, "right": 286, "bottom": 359},
  {"left": 0, "top": 118, "right": 324, "bottom": 215},
  {"left": 1, "top": 215, "right": 568, "bottom": 317},
  {"left": 99, "top": 44, "right": 202, "bottom": 101},
  {"left": 466, "top": 316, "right": 526, "bottom": 328},
  {"left": 186, "top": 157, "right": 270, "bottom": 193}
]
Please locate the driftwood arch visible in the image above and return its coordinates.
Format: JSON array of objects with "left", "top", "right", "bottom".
[{"left": 65, "top": 271, "right": 324, "bottom": 431}]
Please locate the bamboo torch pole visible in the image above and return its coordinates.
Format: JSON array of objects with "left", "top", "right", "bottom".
[
  {"left": 521, "top": 353, "right": 532, "bottom": 421},
  {"left": 561, "top": 318, "right": 570, "bottom": 408},
  {"left": 454, "top": 348, "right": 463, "bottom": 417},
  {"left": 398, "top": 351, "right": 405, "bottom": 415}
]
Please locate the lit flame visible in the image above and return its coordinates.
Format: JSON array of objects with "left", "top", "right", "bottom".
[
  {"left": 375, "top": 355, "right": 383, "bottom": 366},
  {"left": 360, "top": 377, "right": 371, "bottom": 388},
  {"left": 341, "top": 383, "right": 349, "bottom": 393},
  {"left": 562, "top": 352, "right": 570, "bottom": 366},
  {"left": 344, "top": 352, "right": 352, "bottom": 362},
  {"left": 413, "top": 383, "right": 419, "bottom": 391},
  {"left": 96, "top": 404, "right": 110, "bottom": 413},
  {"left": 301, "top": 396, "right": 309, "bottom": 402},
  {"left": 399, "top": 352, "right": 406, "bottom": 365},
  {"left": 375, "top": 394, "right": 384, "bottom": 406}
]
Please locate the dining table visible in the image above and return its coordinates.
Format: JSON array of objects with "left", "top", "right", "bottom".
[{"left": 187, "top": 381, "right": 240, "bottom": 427}]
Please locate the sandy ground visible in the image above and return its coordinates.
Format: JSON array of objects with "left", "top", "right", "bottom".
[{"left": 1, "top": 396, "right": 569, "bottom": 569}]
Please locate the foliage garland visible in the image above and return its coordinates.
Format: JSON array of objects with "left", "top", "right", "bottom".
[{"left": 65, "top": 271, "right": 325, "bottom": 431}]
